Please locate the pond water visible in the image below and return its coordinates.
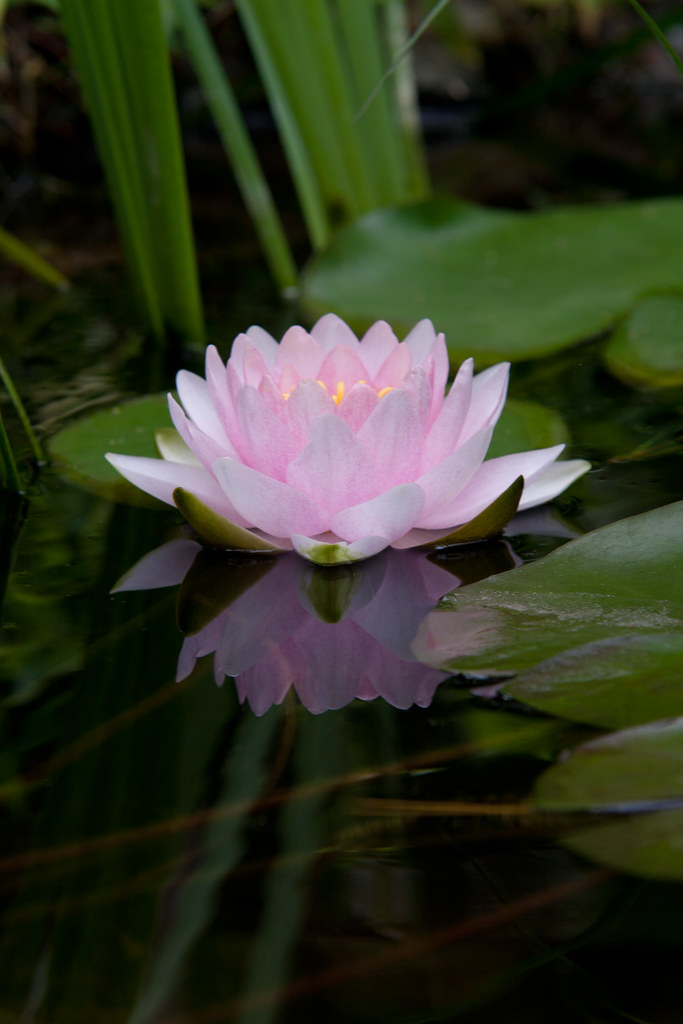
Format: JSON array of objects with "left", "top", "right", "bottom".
[{"left": 2, "top": 298, "right": 683, "bottom": 1024}]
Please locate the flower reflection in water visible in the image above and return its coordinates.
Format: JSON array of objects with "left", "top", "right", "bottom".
[{"left": 114, "top": 539, "right": 522, "bottom": 715}]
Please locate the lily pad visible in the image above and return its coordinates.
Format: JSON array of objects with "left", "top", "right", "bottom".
[
  {"left": 563, "top": 808, "right": 683, "bottom": 882},
  {"left": 603, "top": 293, "right": 683, "bottom": 388},
  {"left": 300, "top": 196, "right": 683, "bottom": 364},
  {"left": 505, "top": 633, "right": 683, "bottom": 730},
  {"left": 534, "top": 718, "right": 683, "bottom": 813},
  {"left": 49, "top": 393, "right": 169, "bottom": 503},
  {"left": 422, "top": 501, "right": 683, "bottom": 676},
  {"left": 535, "top": 718, "right": 683, "bottom": 881}
]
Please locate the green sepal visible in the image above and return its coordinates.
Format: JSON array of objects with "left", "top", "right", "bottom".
[
  {"left": 172, "top": 487, "right": 283, "bottom": 551},
  {"left": 418, "top": 476, "right": 524, "bottom": 549}
]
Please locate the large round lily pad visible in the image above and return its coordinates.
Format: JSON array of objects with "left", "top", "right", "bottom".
[{"left": 301, "top": 196, "right": 683, "bottom": 364}]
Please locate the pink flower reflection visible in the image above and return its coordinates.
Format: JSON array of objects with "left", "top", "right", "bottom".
[{"left": 114, "top": 541, "right": 460, "bottom": 715}]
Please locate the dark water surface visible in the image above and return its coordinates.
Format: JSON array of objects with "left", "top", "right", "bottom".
[{"left": 2, "top": 327, "right": 683, "bottom": 1023}]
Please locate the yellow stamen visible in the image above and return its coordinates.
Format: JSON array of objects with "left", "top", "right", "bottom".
[{"left": 283, "top": 380, "right": 393, "bottom": 403}]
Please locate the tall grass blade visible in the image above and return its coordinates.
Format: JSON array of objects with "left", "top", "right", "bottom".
[
  {"left": 0, "top": 357, "right": 45, "bottom": 465},
  {"left": 0, "top": 406, "right": 21, "bottom": 492},
  {"left": 171, "top": 0, "right": 298, "bottom": 294},
  {"left": 0, "top": 226, "right": 69, "bottom": 291},
  {"left": 59, "top": 0, "right": 204, "bottom": 343}
]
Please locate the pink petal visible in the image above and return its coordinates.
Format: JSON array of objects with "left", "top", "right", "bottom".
[
  {"left": 519, "top": 458, "right": 591, "bottom": 509},
  {"left": 357, "top": 388, "right": 422, "bottom": 488},
  {"left": 331, "top": 483, "right": 425, "bottom": 543},
  {"left": 316, "top": 344, "right": 368, "bottom": 392},
  {"left": 242, "top": 345, "right": 271, "bottom": 387},
  {"left": 417, "top": 444, "right": 565, "bottom": 530},
  {"left": 176, "top": 367, "right": 230, "bottom": 446},
  {"left": 213, "top": 457, "right": 329, "bottom": 536},
  {"left": 286, "top": 415, "right": 380, "bottom": 514},
  {"left": 416, "top": 425, "right": 493, "bottom": 517},
  {"left": 285, "top": 378, "right": 337, "bottom": 445},
  {"left": 373, "top": 342, "right": 412, "bottom": 390},
  {"left": 105, "top": 453, "right": 249, "bottom": 524},
  {"left": 111, "top": 538, "right": 201, "bottom": 592},
  {"left": 421, "top": 357, "right": 474, "bottom": 471},
  {"left": 357, "top": 320, "right": 400, "bottom": 377},
  {"left": 400, "top": 366, "right": 432, "bottom": 433},
  {"left": 310, "top": 312, "right": 360, "bottom": 352},
  {"left": 337, "top": 381, "right": 380, "bottom": 431},
  {"left": 401, "top": 318, "right": 438, "bottom": 365},
  {"left": 235, "top": 385, "right": 298, "bottom": 480},
  {"left": 168, "top": 394, "right": 236, "bottom": 468},
  {"left": 232, "top": 325, "right": 279, "bottom": 373},
  {"left": 206, "top": 346, "right": 240, "bottom": 442},
  {"left": 274, "top": 325, "right": 324, "bottom": 379},
  {"left": 459, "top": 362, "right": 509, "bottom": 444}
]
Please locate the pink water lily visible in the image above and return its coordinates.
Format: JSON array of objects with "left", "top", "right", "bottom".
[{"left": 106, "top": 315, "right": 590, "bottom": 565}]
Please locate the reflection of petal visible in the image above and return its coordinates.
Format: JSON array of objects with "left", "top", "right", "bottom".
[
  {"left": 349, "top": 551, "right": 456, "bottom": 660},
  {"left": 112, "top": 538, "right": 201, "bottom": 592},
  {"left": 114, "top": 540, "right": 467, "bottom": 715}
]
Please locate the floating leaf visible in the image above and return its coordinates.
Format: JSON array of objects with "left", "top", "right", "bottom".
[
  {"left": 534, "top": 718, "right": 683, "bottom": 813},
  {"left": 301, "top": 197, "right": 683, "bottom": 364},
  {"left": 506, "top": 633, "right": 683, "bottom": 730},
  {"left": 603, "top": 293, "right": 683, "bottom": 388},
  {"left": 49, "top": 394, "right": 169, "bottom": 503},
  {"left": 421, "top": 502, "right": 683, "bottom": 676},
  {"left": 563, "top": 807, "right": 683, "bottom": 882}
]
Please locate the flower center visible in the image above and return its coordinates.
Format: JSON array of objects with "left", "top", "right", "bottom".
[{"left": 282, "top": 379, "right": 394, "bottom": 403}]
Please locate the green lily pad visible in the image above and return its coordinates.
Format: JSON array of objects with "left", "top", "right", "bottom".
[
  {"left": 505, "top": 633, "right": 683, "bottom": 730},
  {"left": 49, "top": 393, "right": 170, "bottom": 503},
  {"left": 300, "top": 196, "right": 683, "bottom": 364},
  {"left": 488, "top": 399, "right": 570, "bottom": 459},
  {"left": 603, "top": 293, "right": 683, "bottom": 388},
  {"left": 427, "top": 501, "right": 683, "bottom": 676},
  {"left": 563, "top": 808, "right": 683, "bottom": 882},
  {"left": 534, "top": 718, "right": 683, "bottom": 812}
]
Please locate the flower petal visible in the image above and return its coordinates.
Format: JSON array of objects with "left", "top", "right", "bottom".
[
  {"left": 357, "top": 388, "right": 422, "bottom": 488},
  {"left": 235, "top": 385, "right": 298, "bottom": 480},
  {"left": 274, "top": 325, "right": 323, "bottom": 379},
  {"left": 418, "top": 444, "right": 566, "bottom": 530},
  {"left": 285, "top": 378, "right": 337, "bottom": 444},
  {"left": 459, "top": 362, "right": 509, "bottom": 443},
  {"left": 518, "top": 457, "right": 591, "bottom": 509},
  {"left": 417, "top": 424, "right": 494, "bottom": 517},
  {"left": 310, "top": 312, "right": 360, "bottom": 352},
  {"left": 402, "top": 318, "right": 438, "bottom": 365},
  {"left": 337, "top": 381, "right": 380, "bottom": 431},
  {"left": 287, "top": 414, "right": 380, "bottom": 514},
  {"left": 357, "top": 320, "right": 399, "bottom": 377},
  {"left": 111, "top": 538, "right": 201, "bottom": 592},
  {"left": 168, "top": 394, "right": 237, "bottom": 468},
  {"left": 331, "top": 483, "right": 425, "bottom": 543},
  {"left": 176, "top": 365, "right": 230, "bottom": 446},
  {"left": 421, "top": 357, "right": 474, "bottom": 471},
  {"left": 316, "top": 344, "right": 368, "bottom": 392},
  {"left": 213, "top": 457, "right": 328, "bottom": 536}
]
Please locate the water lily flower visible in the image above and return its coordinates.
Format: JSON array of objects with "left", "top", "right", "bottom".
[{"left": 107, "top": 316, "right": 590, "bottom": 565}]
